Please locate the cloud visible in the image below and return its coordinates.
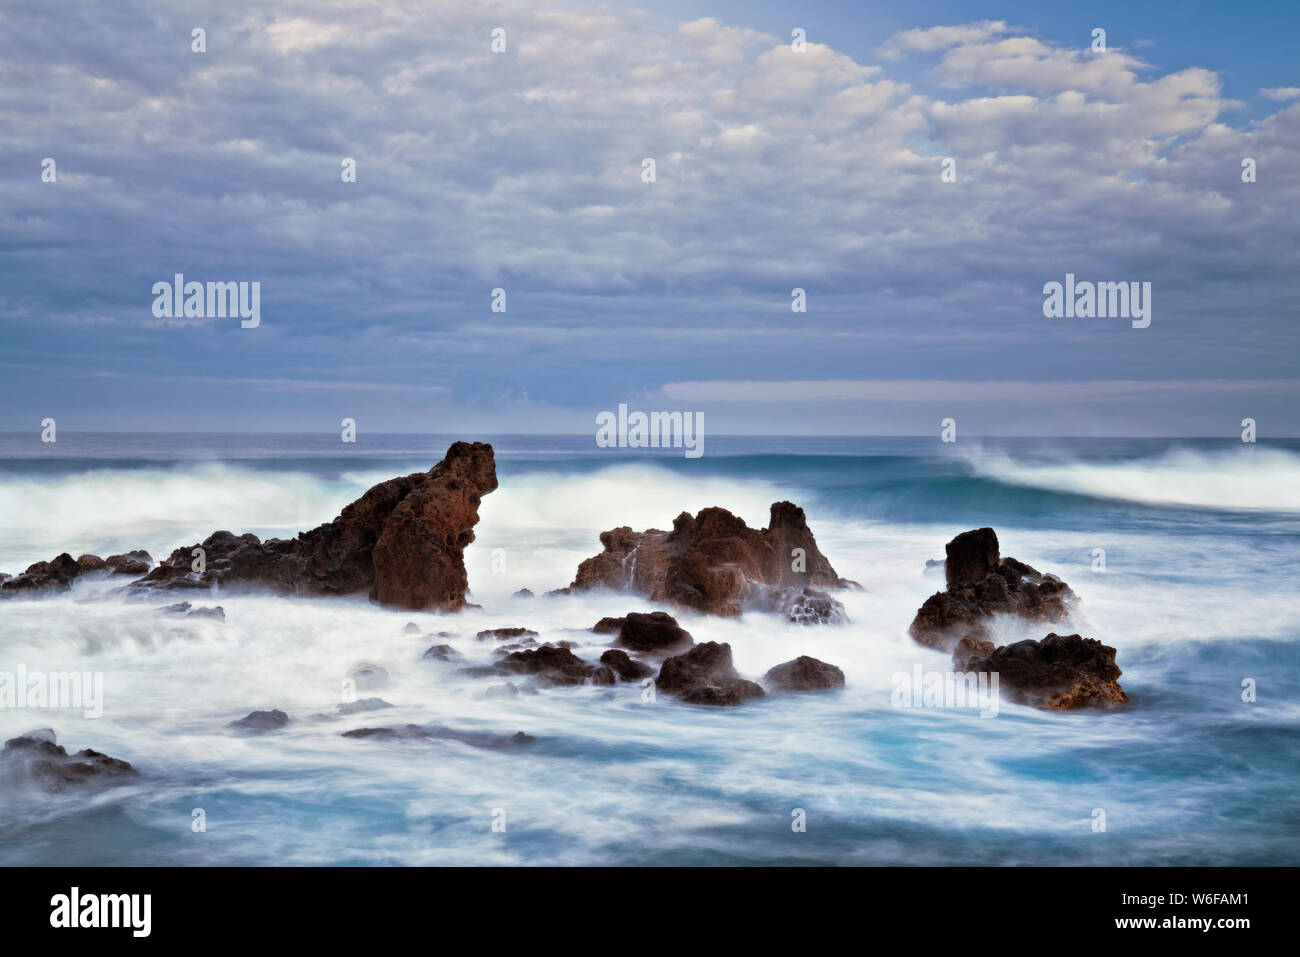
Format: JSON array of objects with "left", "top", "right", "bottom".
[
  {"left": 0, "top": 5, "right": 1296, "bottom": 432},
  {"left": 1261, "top": 86, "right": 1300, "bottom": 101}
]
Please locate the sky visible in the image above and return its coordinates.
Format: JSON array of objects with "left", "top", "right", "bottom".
[{"left": 1, "top": 0, "right": 1297, "bottom": 436}]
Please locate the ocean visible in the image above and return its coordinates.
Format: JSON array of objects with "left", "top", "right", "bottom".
[{"left": 1, "top": 433, "right": 1297, "bottom": 865}]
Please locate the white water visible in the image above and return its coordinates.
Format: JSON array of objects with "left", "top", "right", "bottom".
[
  {"left": 969, "top": 445, "right": 1300, "bottom": 512},
  {"left": 2, "top": 462, "right": 1298, "bottom": 864}
]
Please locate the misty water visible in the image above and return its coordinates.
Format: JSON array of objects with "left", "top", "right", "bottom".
[{"left": 1, "top": 434, "right": 1297, "bottom": 865}]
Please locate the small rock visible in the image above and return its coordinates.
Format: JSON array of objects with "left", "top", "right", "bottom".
[{"left": 228, "top": 709, "right": 290, "bottom": 734}]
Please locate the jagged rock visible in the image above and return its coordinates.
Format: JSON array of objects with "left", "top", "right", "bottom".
[
  {"left": 778, "top": 587, "right": 848, "bottom": 625},
  {"left": 76, "top": 554, "right": 107, "bottom": 572},
  {"left": 347, "top": 662, "right": 388, "bottom": 691},
  {"left": 106, "top": 551, "right": 152, "bottom": 575},
  {"left": 342, "top": 725, "right": 535, "bottom": 747},
  {"left": 591, "top": 616, "right": 625, "bottom": 634},
  {"left": 337, "top": 697, "right": 393, "bottom": 715},
  {"left": 228, "top": 709, "right": 290, "bottom": 733},
  {"left": 476, "top": 627, "right": 538, "bottom": 641},
  {"left": 564, "top": 501, "right": 852, "bottom": 620},
  {"left": 656, "top": 642, "right": 765, "bottom": 706},
  {"left": 0, "top": 553, "right": 82, "bottom": 597},
  {"left": 612, "top": 611, "right": 694, "bottom": 654},
  {"left": 496, "top": 645, "right": 595, "bottom": 686},
  {"left": 156, "top": 602, "right": 225, "bottom": 621},
  {"left": 0, "top": 729, "right": 137, "bottom": 792},
  {"left": 909, "top": 528, "right": 1074, "bottom": 652},
  {"left": 599, "top": 649, "right": 654, "bottom": 681},
  {"left": 129, "top": 442, "right": 497, "bottom": 611},
  {"left": 956, "top": 633, "right": 1129, "bottom": 711},
  {"left": 764, "top": 655, "right": 846, "bottom": 691}
]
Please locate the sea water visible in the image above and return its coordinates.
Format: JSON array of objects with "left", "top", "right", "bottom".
[{"left": 0, "top": 433, "right": 1296, "bottom": 865}]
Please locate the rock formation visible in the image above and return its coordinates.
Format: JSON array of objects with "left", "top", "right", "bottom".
[
  {"left": 655, "top": 641, "right": 765, "bottom": 706},
  {"left": 909, "top": 527, "right": 1073, "bottom": 651},
  {"left": 565, "top": 501, "right": 854, "bottom": 621},
  {"left": 0, "top": 729, "right": 137, "bottom": 791},
  {"left": 131, "top": 441, "right": 497, "bottom": 611},
  {"left": 764, "top": 655, "right": 846, "bottom": 692},
  {"left": 953, "top": 632, "right": 1129, "bottom": 711}
]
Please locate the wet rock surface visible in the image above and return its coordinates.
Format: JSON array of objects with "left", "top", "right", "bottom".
[
  {"left": 955, "top": 632, "right": 1130, "bottom": 711},
  {"left": 764, "top": 655, "right": 846, "bottom": 691},
  {"left": 127, "top": 442, "right": 497, "bottom": 611},
  {"left": 909, "top": 527, "right": 1074, "bottom": 652},
  {"left": 0, "top": 729, "right": 138, "bottom": 792},
  {"left": 656, "top": 642, "right": 765, "bottom": 706},
  {"left": 565, "top": 501, "right": 852, "bottom": 620}
]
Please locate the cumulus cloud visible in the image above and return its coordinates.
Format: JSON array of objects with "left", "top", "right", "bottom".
[{"left": 0, "top": 3, "right": 1296, "bottom": 433}]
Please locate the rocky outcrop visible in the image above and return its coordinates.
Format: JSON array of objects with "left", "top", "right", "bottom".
[
  {"left": 129, "top": 442, "right": 497, "bottom": 611},
  {"left": 228, "top": 709, "right": 290, "bottom": 733},
  {"left": 600, "top": 649, "right": 654, "bottom": 681},
  {"left": 656, "top": 642, "right": 765, "bottom": 706},
  {"left": 106, "top": 551, "right": 153, "bottom": 576},
  {"left": 494, "top": 645, "right": 596, "bottom": 686},
  {"left": 565, "top": 501, "right": 854, "bottom": 621},
  {"left": 157, "top": 601, "right": 225, "bottom": 621},
  {"left": 0, "top": 729, "right": 137, "bottom": 791},
  {"left": 476, "top": 627, "right": 538, "bottom": 641},
  {"left": 954, "top": 632, "right": 1129, "bottom": 711},
  {"left": 342, "top": 725, "right": 535, "bottom": 748},
  {"left": 612, "top": 611, "right": 694, "bottom": 655},
  {"left": 0, "top": 553, "right": 83, "bottom": 597},
  {"left": 908, "top": 527, "right": 1074, "bottom": 652},
  {"left": 764, "top": 655, "right": 845, "bottom": 692}
]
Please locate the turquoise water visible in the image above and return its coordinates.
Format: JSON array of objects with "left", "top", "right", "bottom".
[{"left": 1, "top": 434, "right": 1297, "bottom": 865}]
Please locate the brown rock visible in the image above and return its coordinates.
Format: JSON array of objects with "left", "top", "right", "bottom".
[
  {"left": 0, "top": 729, "right": 137, "bottom": 792},
  {"left": 656, "top": 642, "right": 765, "bottom": 706},
  {"left": 599, "top": 649, "right": 654, "bottom": 681},
  {"left": 566, "top": 501, "right": 851, "bottom": 620},
  {"left": 613, "top": 611, "right": 694, "bottom": 654},
  {"left": 960, "top": 633, "right": 1129, "bottom": 711},
  {"left": 128, "top": 442, "right": 497, "bottom": 611},
  {"left": 764, "top": 655, "right": 845, "bottom": 692},
  {"left": 909, "top": 528, "right": 1074, "bottom": 652}
]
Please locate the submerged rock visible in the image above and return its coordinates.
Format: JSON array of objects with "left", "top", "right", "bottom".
[
  {"left": 599, "top": 649, "right": 654, "bottom": 681},
  {"left": 564, "top": 501, "right": 853, "bottom": 620},
  {"left": 422, "top": 644, "right": 460, "bottom": 661},
  {"left": 955, "top": 632, "right": 1129, "bottom": 711},
  {"left": 342, "top": 725, "right": 535, "bottom": 748},
  {"left": 347, "top": 662, "right": 389, "bottom": 691},
  {"left": 496, "top": 645, "right": 596, "bottom": 686},
  {"left": 476, "top": 627, "right": 539, "bottom": 641},
  {"left": 156, "top": 601, "right": 225, "bottom": 621},
  {"left": 612, "top": 611, "right": 694, "bottom": 654},
  {"left": 656, "top": 642, "right": 765, "bottom": 706},
  {"left": 228, "top": 709, "right": 290, "bottom": 734},
  {"left": 909, "top": 528, "right": 1074, "bottom": 652},
  {"left": 0, "top": 553, "right": 82, "bottom": 598},
  {"left": 0, "top": 729, "right": 137, "bottom": 792},
  {"left": 337, "top": 697, "right": 393, "bottom": 715},
  {"left": 512, "top": 588, "right": 534, "bottom": 598},
  {"left": 764, "top": 655, "right": 846, "bottom": 691},
  {"left": 128, "top": 442, "right": 497, "bottom": 611}
]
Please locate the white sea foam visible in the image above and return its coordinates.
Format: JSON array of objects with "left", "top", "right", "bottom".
[{"left": 968, "top": 446, "right": 1300, "bottom": 511}]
